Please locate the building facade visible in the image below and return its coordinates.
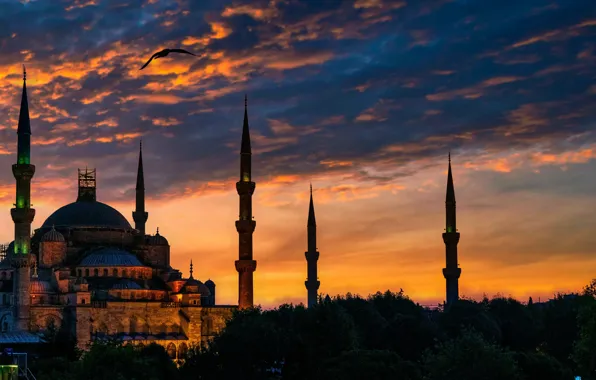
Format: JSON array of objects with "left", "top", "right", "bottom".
[{"left": 0, "top": 71, "right": 260, "bottom": 357}]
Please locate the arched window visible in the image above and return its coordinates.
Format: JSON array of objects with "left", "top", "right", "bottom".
[
  {"left": 122, "top": 269, "right": 128, "bottom": 277},
  {"left": 77, "top": 269, "right": 82, "bottom": 277},
  {"left": 129, "top": 318, "right": 138, "bottom": 334},
  {"left": 85, "top": 269, "right": 90, "bottom": 277},
  {"left": 178, "top": 343, "right": 188, "bottom": 359},
  {"left": 113, "top": 269, "right": 118, "bottom": 277},
  {"left": 103, "top": 269, "right": 108, "bottom": 277},
  {"left": 81, "top": 298, "right": 86, "bottom": 304},
  {"left": 94, "top": 269, "right": 99, "bottom": 276}
]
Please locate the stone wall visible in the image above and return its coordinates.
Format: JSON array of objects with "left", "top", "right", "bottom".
[
  {"left": 73, "top": 302, "right": 235, "bottom": 352},
  {"left": 30, "top": 305, "right": 66, "bottom": 332},
  {"left": 40, "top": 241, "right": 67, "bottom": 268}
]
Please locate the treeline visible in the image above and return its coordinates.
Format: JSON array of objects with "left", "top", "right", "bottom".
[{"left": 33, "top": 280, "right": 596, "bottom": 380}]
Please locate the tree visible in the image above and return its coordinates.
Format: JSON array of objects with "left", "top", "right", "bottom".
[
  {"left": 538, "top": 293, "right": 589, "bottom": 367},
  {"left": 487, "top": 297, "right": 538, "bottom": 351},
  {"left": 582, "top": 278, "right": 596, "bottom": 298},
  {"left": 438, "top": 299, "right": 502, "bottom": 343},
  {"left": 335, "top": 294, "right": 389, "bottom": 350},
  {"left": 423, "top": 329, "right": 521, "bottom": 380},
  {"left": 515, "top": 351, "right": 573, "bottom": 380},
  {"left": 318, "top": 350, "right": 421, "bottom": 380},
  {"left": 572, "top": 299, "right": 596, "bottom": 379},
  {"left": 205, "top": 307, "right": 287, "bottom": 380},
  {"left": 71, "top": 342, "right": 178, "bottom": 380}
]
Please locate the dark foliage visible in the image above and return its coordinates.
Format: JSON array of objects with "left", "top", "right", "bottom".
[
  {"left": 30, "top": 279, "right": 596, "bottom": 380},
  {"left": 319, "top": 350, "right": 421, "bottom": 380},
  {"left": 572, "top": 300, "right": 596, "bottom": 380},
  {"left": 422, "top": 329, "right": 521, "bottom": 380},
  {"left": 515, "top": 351, "right": 573, "bottom": 380}
]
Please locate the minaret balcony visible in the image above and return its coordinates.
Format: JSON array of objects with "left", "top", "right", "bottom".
[
  {"left": 10, "top": 255, "right": 31, "bottom": 268},
  {"left": 132, "top": 211, "right": 148, "bottom": 222},
  {"left": 11, "top": 208, "right": 35, "bottom": 224},
  {"left": 236, "top": 220, "right": 256, "bottom": 233},
  {"left": 442, "top": 267, "right": 461, "bottom": 279},
  {"left": 12, "top": 163, "right": 35, "bottom": 179},
  {"left": 442, "top": 232, "right": 460, "bottom": 244},
  {"left": 235, "top": 259, "right": 257, "bottom": 273},
  {"left": 305, "top": 251, "right": 319, "bottom": 261},
  {"left": 236, "top": 181, "right": 255, "bottom": 195}
]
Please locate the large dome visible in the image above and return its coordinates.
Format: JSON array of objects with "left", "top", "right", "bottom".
[{"left": 41, "top": 201, "right": 132, "bottom": 230}]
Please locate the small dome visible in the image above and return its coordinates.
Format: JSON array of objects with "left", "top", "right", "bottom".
[
  {"left": 30, "top": 279, "right": 53, "bottom": 294},
  {"left": 41, "top": 226, "right": 65, "bottom": 243},
  {"left": 79, "top": 247, "right": 143, "bottom": 267},
  {"left": 205, "top": 279, "right": 215, "bottom": 287},
  {"left": 180, "top": 278, "right": 211, "bottom": 296},
  {"left": 149, "top": 229, "right": 169, "bottom": 246}
]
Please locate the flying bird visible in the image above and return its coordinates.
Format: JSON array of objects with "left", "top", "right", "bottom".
[{"left": 139, "top": 48, "right": 196, "bottom": 70}]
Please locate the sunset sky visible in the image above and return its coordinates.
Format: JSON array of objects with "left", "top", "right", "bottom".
[{"left": 0, "top": 0, "right": 595, "bottom": 308}]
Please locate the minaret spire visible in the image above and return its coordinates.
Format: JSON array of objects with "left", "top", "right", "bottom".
[
  {"left": 17, "top": 65, "right": 31, "bottom": 162},
  {"left": 240, "top": 94, "right": 251, "bottom": 161},
  {"left": 235, "top": 95, "right": 257, "bottom": 309},
  {"left": 132, "top": 139, "right": 148, "bottom": 237},
  {"left": 189, "top": 260, "right": 194, "bottom": 279},
  {"left": 11, "top": 65, "right": 36, "bottom": 330},
  {"left": 305, "top": 184, "right": 320, "bottom": 307},
  {"left": 442, "top": 153, "right": 461, "bottom": 307}
]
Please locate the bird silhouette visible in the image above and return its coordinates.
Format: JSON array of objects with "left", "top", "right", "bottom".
[{"left": 139, "top": 48, "right": 196, "bottom": 70}]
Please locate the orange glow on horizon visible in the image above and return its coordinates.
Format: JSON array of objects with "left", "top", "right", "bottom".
[{"left": 0, "top": 145, "right": 592, "bottom": 308}]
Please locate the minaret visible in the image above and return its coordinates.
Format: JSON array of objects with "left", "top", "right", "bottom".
[
  {"left": 305, "top": 184, "right": 320, "bottom": 308},
  {"left": 132, "top": 140, "right": 148, "bottom": 236},
  {"left": 442, "top": 153, "right": 461, "bottom": 306},
  {"left": 11, "top": 66, "right": 36, "bottom": 330},
  {"left": 189, "top": 260, "right": 194, "bottom": 279},
  {"left": 235, "top": 95, "right": 257, "bottom": 309}
]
